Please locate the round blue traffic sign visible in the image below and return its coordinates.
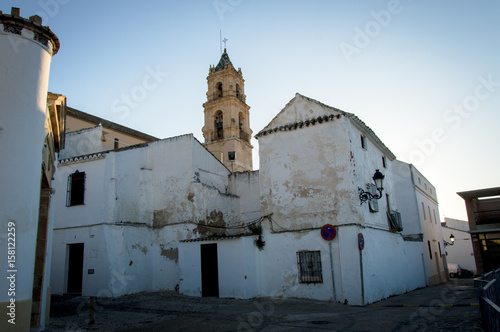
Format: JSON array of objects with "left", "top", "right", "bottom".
[
  {"left": 358, "top": 233, "right": 365, "bottom": 250},
  {"left": 321, "top": 224, "right": 336, "bottom": 241}
]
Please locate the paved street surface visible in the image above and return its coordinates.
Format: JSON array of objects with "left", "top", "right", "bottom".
[{"left": 47, "top": 279, "right": 483, "bottom": 331}]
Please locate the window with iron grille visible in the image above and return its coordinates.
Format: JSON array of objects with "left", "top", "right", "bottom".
[
  {"left": 66, "top": 171, "right": 85, "bottom": 206},
  {"left": 297, "top": 251, "right": 323, "bottom": 283}
]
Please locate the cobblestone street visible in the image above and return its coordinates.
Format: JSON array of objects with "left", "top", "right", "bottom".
[{"left": 47, "top": 279, "right": 482, "bottom": 331}]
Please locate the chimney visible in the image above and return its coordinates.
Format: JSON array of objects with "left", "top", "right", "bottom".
[{"left": 11, "top": 7, "right": 20, "bottom": 17}]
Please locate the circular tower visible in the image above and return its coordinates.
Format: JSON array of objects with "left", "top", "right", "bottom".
[{"left": 0, "top": 7, "right": 59, "bottom": 331}]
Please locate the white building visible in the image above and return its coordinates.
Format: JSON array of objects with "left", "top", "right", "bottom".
[
  {"left": 393, "top": 161, "right": 448, "bottom": 285},
  {"left": 441, "top": 217, "right": 477, "bottom": 273},
  {"left": 50, "top": 127, "right": 249, "bottom": 297},
  {"left": 49, "top": 50, "right": 447, "bottom": 306},
  {"left": 181, "top": 93, "right": 429, "bottom": 305},
  {"left": 0, "top": 8, "right": 62, "bottom": 331}
]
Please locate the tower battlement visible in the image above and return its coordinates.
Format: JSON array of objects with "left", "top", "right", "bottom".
[{"left": 0, "top": 7, "right": 60, "bottom": 55}]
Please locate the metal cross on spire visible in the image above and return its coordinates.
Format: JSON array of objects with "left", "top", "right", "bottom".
[{"left": 222, "top": 37, "right": 228, "bottom": 50}]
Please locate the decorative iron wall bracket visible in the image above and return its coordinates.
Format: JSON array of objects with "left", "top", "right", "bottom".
[{"left": 358, "top": 187, "right": 383, "bottom": 205}]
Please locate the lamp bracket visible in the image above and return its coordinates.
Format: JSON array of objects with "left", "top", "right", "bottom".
[{"left": 358, "top": 187, "right": 383, "bottom": 205}]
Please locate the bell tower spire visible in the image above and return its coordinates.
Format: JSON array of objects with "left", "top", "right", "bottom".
[{"left": 202, "top": 49, "right": 253, "bottom": 171}]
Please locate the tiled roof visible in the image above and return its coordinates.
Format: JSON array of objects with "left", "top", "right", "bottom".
[
  {"left": 214, "top": 49, "right": 233, "bottom": 72},
  {"left": 180, "top": 235, "right": 243, "bottom": 243},
  {"left": 256, "top": 93, "right": 396, "bottom": 161},
  {"left": 66, "top": 107, "right": 159, "bottom": 142}
]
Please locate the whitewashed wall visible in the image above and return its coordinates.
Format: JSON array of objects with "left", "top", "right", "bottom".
[
  {"left": 361, "top": 228, "right": 426, "bottom": 303},
  {"left": 179, "top": 237, "right": 258, "bottom": 299},
  {"left": 256, "top": 94, "right": 425, "bottom": 304},
  {"left": 411, "top": 166, "right": 447, "bottom": 285},
  {"left": 442, "top": 218, "right": 477, "bottom": 272},
  {"left": 393, "top": 160, "right": 447, "bottom": 286},
  {"left": 393, "top": 161, "right": 423, "bottom": 235},
  {"left": 52, "top": 134, "right": 239, "bottom": 296},
  {"left": 232, "top": 171, "right": 261, "bottom": 222},
  {"left": 58, "top": 125, "right": 110, "bottom": 160},
  {"left": 0, "top": 17, "right": 57, "bottom": 330}
]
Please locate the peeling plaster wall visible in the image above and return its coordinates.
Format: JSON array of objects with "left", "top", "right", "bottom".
[
  {"left": 259, "top": 119, "right": 356, "bottom": 230},
  {"left": 256, "top": 96, "right": 425, "bottom": 304},
  {"left": 51, "top": 134, "right": 240, "bottom": 296},
  {"left": 232, "top": 171, "right": 261, "bottom": 222}
]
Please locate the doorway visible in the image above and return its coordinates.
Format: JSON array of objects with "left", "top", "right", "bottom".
[
  {"left": 67, "top": 243, "right": 84, "bottom": 294},
  {"left": 201, "top": 243, "right": 219, "bottom": 297}
]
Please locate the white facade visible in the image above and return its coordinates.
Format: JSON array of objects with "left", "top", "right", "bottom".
[
  {"left": 0, "top": 8, "right": 60, "bottom": 331},
  {"left": 253, "top": 94, "right": 426, "bottom": 304},
  {"left": 51, "top": 96, "right": 446, "bottom": 306},
  {"left": 442, "top": 218, "right": 477, "bottom": 272},
  {"left": 51, "top": 132, "right": 243, "bottom": 297},
  {"left": 180, "top": 94, "right": 429, "bottom": 305},
  {"left": 393, "top": 161, "right": 447, "bottom": 285}
]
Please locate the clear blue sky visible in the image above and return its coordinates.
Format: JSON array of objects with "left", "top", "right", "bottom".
[{"left": 8, "top": 0, "right": 500, "bottom": 221}]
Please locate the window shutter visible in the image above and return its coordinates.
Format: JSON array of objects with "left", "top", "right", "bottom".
[{"left": 66, "top": 173, "right": 72, "bottom": 207}]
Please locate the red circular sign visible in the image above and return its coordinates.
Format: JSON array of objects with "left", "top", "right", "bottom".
[{"left": 321, "top": 224, "right": 336, "bottom": 241}]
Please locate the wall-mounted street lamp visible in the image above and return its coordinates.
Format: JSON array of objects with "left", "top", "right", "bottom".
[
  {"left": 228, "top": 151, "right": 235, "bottom": 173},
  {"left": 444, "top": 234, "right": 455, "bottom": 246},
  {"left": 358, "top": 169, "right": 385, "bottom": 205}
]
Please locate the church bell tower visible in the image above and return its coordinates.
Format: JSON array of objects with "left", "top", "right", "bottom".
[{"left": 202, "top": 49, "right": 253, "bottom": 171}]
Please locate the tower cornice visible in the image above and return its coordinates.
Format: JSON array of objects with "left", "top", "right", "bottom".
[
  {"left": 0, "top": 7, "right": 60, "bottom": 55},
  {"left": 203, "top": 95, "right": 250, "bottom": 109}
]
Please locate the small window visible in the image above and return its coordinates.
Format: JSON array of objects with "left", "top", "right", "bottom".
[
  {"left": 67, "top": 171, "right": 86, "bottom": 206},
  {"left": 425, "top": 183, "right": 427, "bottom": 190},
  {"left": 418, "top": 177, "right": 421, "bottom": 185},
  {"left": 238, "top": 113, "right": 244, "bottom": 130},
  {"left": 422, "top": 202, "right": 426, "bottom": 220},
  {"left": 433, "top": 210, "right": 437, "bottom": 224},
  {"left": 236, "top": 84, "right": 240, "bottom": 97},
  {"left": 297, "top": 251, "right": 323, "bottom": 283},
  {"left": 438, "top": 242, "right": 442, "bottom": 256},
  {"left": 361, "top": 135, "right": 367, "bottom": 149},
  {"left": 427, "top": 241, "right": 433, "bottom": 260},
  {"left": 214, "top": 111, "right": 224, "bottom": 139},
  {"left": 216, "top": 82, "right": 223, "bottom": 98},
  {"left": 382, "top": 156, "right": 387, "bottom": 168},
  {"left": 428, "top": 206, "right": 432, "bottom": 222},
  {"left": 114, "top": 138, "right": 119, "bottom": 149}
]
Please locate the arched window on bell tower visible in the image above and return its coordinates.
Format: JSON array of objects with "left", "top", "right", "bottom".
[
  {"left": 238, "top": 112, "right": 249, "bottom": 142},
  {"left": 236, "top": 84, "right": 240, "bottom": 98},
  {"left": 216, "top": 82, "right": 223, "bottom": 98},
  {"left": 214, "top": 110, "right": 224, "bottom": 140}
]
